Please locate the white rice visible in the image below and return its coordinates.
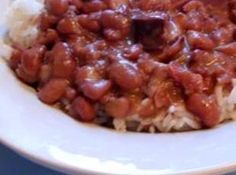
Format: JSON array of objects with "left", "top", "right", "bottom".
[
  {"left": 0, "top": 39, "right": 13, "bottom": 60},
  {"left": 4, "top": 0, "right": 236, "bottom": 133},
  {"left": 4, "top": 0, "right": 44, "bottom": 48},
  {"left": 113, "top": 80, "right": 236, "bottom": 132}
]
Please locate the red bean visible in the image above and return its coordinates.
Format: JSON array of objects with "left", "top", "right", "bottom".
[
  {"left": 105, "top": 97, "right": 130, "bottom": 118},
  {"left": 124, "top": 44, "right": 143, "bottom": 61},
  {"left": 103, "top": 28, "right": 123, "bottom": 41},
  {"left": 134, "top": 0, "right": 171, "bottom": 11},
  {"left": 153, "top": 81, "right": 174, "bottom": 109},
  {"left": 169, "top": 63, "right": 204, "bottom": 94},
  {"left": 190, "top": 50, "right": 235, "bottom": 80},
  {"left": 187, "top": 30, "right": 215, "bottom": 50},
  {"left": 39, "top": 65, "right": 52, "bottom": 83},
  {"left": 215, "top": 42, "right": 236, "bottom": 56},
  {"left": 46, "top": 0, "right": 69, "bottom": 16},
  {"left": 77, "top": 14, "right": 101, "bottom": 32},
  {"left": 163, "top": 19, "right": 181, "bottom": 43},
  {"left": 57, "top": 17, "right": 82, "bottom": 34},
  {"left": 174, "top": 13, "right": 188, "bottom": 30},
  {"left": 71, "top": 97, "right": 96, "bottom": 122},
  {"left": 83, "top": 0, "right": 107, "bottom": 13},
  {"left": 16, "top": 66, "right": 38, "bottom": 84},
  {"left": 146, "top": 65, "right": 181, "bottom": 109},
  {"left": 138, "top": 98, "right": 156, "bottom": 118},
  {"left": 38, "top": 29, "right": 59, "bottom": 45},
  {"left": 105, "top": 0, "right": 129, "bottom": 9},
  {"left": 70, "top": 0, "right": 83, "bottom": 10},
  {"left": 211, "top": 27, "right": 234, "bottom": 45},
  {"left": 101, "top": 10, "right": 130, "bottom": 29},
  {"left": 40, "top": 12, "right": 59, "bottom": 30},
  {"left": 137, "top": 55, "right": 158, "bottom": 74},
  {"left": 21, "top": 46, "right": 46, "bottom": 77},
  {"left": 229, "top": 0, "right": 236, "bottom": 23},
  {"left": 51, "top": 42, "right": 76, "bottom": 79},
  {"left": 158, "top": 36, "right": 184, "bottom": 62},
  {"left": 9, "top": 49, "right": 22, "bottom": 70},
  {"left": 170, "top": 0, "right": 189, "bottom": 9},
  {"left": 82, "top": 45, "right": 102, "bottom": 63},
  {"left": 183, "top": 0, "right": 205, "bottom": 12},
  {"left": 109, "top": 61, "right": 143, "bottom": 90},
  {"left": 38, "top": 79, "right": 68, "bottom": 104},
  {"left": 64, "top": 87, "right": 77, "bottom": 101},
  {"left": 75, "top": 66, "right": 100, "bottom": 85},
  {"left": 186, "top": 93, "right": 220, "bottom": 128},
  {"left": 80, "top": 80, "right": 111, "bottom": 100}
]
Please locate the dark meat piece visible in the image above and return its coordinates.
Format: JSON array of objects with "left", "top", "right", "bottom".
[{"left": 131, "top": 10, "right": 166, "bottom": 51}]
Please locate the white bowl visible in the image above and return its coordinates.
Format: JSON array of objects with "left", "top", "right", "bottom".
[{"left": 1, "top": 1, "right": 236, "bottom": 175}]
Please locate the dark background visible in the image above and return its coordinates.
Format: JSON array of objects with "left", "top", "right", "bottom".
[
  {"left": 0, "top": 143, "right": 235, "bottom": 175},
  {"left": 0, "top": 144, "right": 65, "bottom": 175}
]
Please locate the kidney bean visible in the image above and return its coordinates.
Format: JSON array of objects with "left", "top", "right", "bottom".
[
  {"left": 57, "top": 17, "right": 82, "bottom": 34},
  {"left": 16, "top": 66, "right": 38, "bottom": 84},
  {"left": 82, "top": 45, "right": 102, "bottom": 63},
  {"left": 105, "top": 97, "right": 130, "bottom": 118},
  {"left": 70, "top": 0, "right": 83, "bottom": 11},
  {"left": 94, "top": 60, "right": 109, "bottom": 76},
  {"left": 83, "top": 0, "right": 107, "bottom": 13},
  {"left": 187, "top": 30, "right": 215, "bottom": 50},
  {"left": 152, "top": 81, "right": 171, "bottom": 109},
  {"left": 158, "top": 36, "right": 184, "bottom": 62},
  {"left": 185, "top": 12, "right": 204, "bottom": 31},
  {"left": 51, "top": 42, "right": 76, "bottom": 79},
  {"left": 80, "top": 80, "right": 111, "bottom": 100},
  {"left": 228, "top": 0, "right": 236, "bottom": 23},
  {"left": 146, "top": 65, "right": 181, "bottom": 109},
  {"left": 77, "top": 14, "right": 101, "bottom": 32},
  {"left": 190, "top": 50, "right": 235, "bottom": 80},
  {"left": 105, "top": 0, "right": 128, "bottom": 9},
  {"left": 39, "top": 65, "right": 52, "bottom": 83},
  {"left": 71, "top": 97, "right": 96, "bottom": 122},
  {"left": 133, "top": 0, "right": 171, "bottom": 11},
  {"left": 137, "top": 55, "right": 158, "bottom": 74},
  {"left": 93, "top": 40, "right": 107, "bottom": 50},
  {"left": 169, "top": 63, "right": 204, "bottom": 94},
  {"left": 138, "top": 98, "right": 156, "bottom": 118},
  {"left": 40, "top": 12, "right": 59, "bottom": 30},
  {"left": 211, "top": 27, "right": 234, "bottom": 45},
  {"left": 46, "top": 0, "right": 69, "bottom": 16},
  {"left": 174, "top": 13, "right": 188, "bottom": 30},
  {"left": 38, "top": 78, "right": 68, "bottom": 104},
  {"left": 103, "top": 28, "right": 124, "bottom": 41},
  {"left": 170, "top": 0, "right": 189, "bottom": 9},
  {"left": 109, "top": 61, "right": 143, "bottom": 90},
  {"left": 75, "top": 66, "right": 100, "bottom": 85},
  {"left": 186, "top": 93, "right": 220, "bottom": 128},
  {"left": 163, "top": 19, "right": 182, "bottom": 43},
  {"left": 101, "top": 10, "right": 130, "bottom": 29},
  {"left": 215, "top": 42, "right": 236, "bottom": 56},
  {"left": 183, "top": 0, "right": 205, "bottom": 12},
  {"left": 203, "top": 77, "right": 215, "bottom": 94},
  {"left": 124, "top": 44, "right": 143, "bottom": 61},
  {"left": 38, "top": 29, "right": 59, "bottom": 46},
  {"left": 9, "top": 49, "right": 22, "bottom": 70},
  {"left": 64, "top": 87, "right": 77, "bottom": 101},
  {"left": 21, "top": 46, "right": 46, "bottom": 78}
]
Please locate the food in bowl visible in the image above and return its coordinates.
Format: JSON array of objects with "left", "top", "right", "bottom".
[{"left": 3, "top": 0, "right": 236, "bottom": 133}]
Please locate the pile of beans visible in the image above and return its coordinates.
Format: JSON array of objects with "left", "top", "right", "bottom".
[{"left": 9, "top": 0, "right": 236, "bottom": 129}]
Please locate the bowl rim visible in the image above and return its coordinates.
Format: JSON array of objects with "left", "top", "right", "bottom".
[{"left": 1, "top": 134, "right": 236, "bottom": 175}]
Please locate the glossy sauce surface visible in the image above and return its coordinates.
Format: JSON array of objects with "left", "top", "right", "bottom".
[{"left": 9, "top": 0, "right": 236, "bottom": 129}]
